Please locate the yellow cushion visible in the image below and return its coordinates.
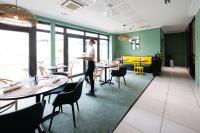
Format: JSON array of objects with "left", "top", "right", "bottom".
[{"left": 122, "top": 56, "right": 152, "bottom": 65}]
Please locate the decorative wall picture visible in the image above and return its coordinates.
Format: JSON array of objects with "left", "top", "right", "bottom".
[{"left": 130, "top": 36, "right": 140, "bottom": 50}]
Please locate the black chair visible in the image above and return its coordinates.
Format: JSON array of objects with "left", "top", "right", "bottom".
[
  {"left": 0, "top": 101, "right": 45, "bottom": 133},
  {"left": 42, "top": 72, "right": 68, "bottom": 103},
  {"left": 57, "top": 80, "right": 81, "bottom": 112},
  {"left": 48, "top": 77, "right": 84, "bottom": 131},
  {"left": 110, "top": 66, "right": 127, "bottom": 89}
]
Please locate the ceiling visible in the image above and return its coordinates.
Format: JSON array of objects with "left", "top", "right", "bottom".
[{"left": 0, "top": 0, "right": 199, "bottom": 33}]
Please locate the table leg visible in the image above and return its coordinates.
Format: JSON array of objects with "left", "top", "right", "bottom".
[
  {"left": 36, "top": 95, "right": 40, "bottom": 103},
  {"left": 100, "top": 67, "right": 113, "bottom": 85},
  {"left": 105, "top": 67, "right": 107, "bottom": 81}
]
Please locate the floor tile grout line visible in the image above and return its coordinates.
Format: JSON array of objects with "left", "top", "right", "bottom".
[
  {"left": 159, "top": 68, "right": 172, "bottom": 133},
  {"left": 111, "top": 73, "right": 155, "bottom": 133},
  {"left": 164, "top": 117, "right": 200, "bottom": 133},
  {"left": 123, "top": 120, "right": 144, "bottom": 133},
  {"left": 161, "top": 68, "right": 200, "bottom": 133},
  {"left": 187, "top": 74, "right": 200, "bottom": 109}
]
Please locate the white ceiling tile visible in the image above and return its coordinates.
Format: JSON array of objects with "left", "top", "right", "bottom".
[{"left": 113, "top": 3, "right": 132, "bottom": 14}]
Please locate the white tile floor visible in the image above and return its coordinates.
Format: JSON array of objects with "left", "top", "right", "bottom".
[{"left": 114, "top": 67, "right": 200, "bottom": 133}]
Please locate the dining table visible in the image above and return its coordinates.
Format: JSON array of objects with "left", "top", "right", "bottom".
[
  {"left": 96, "top": 63, "right": 117, "bottom": 85},
  {"left": 48, "top": 65, "right": 68, "bottom": 73},
  {"left": 0, "top": 74, "right": 68, "bottom": 122},
  {"left": 115, "top": 57, "right": 127, "bottom": 64},
  {"left": 133, "top": 59, "right": 147, "bottom": 66}
]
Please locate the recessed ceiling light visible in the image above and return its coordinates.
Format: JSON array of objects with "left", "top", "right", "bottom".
[
  {"left": 61, "top": 12, "right": 68, "bottom": 16},
  {"left": 165, "top": 0, "right": 171, "bottom": 4}
]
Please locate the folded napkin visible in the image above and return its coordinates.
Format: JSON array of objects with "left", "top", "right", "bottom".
[
  {"left": 52, "top": 78, "right": 60, "bottom": 84},
  {"left": 9, "top": 82, "right": 19, "bottom": 87},
  {"left": 3, "top": 84, "right": 22, "bottom": 93}
]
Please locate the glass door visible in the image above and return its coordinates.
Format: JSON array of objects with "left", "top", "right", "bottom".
[
  {"left": 68, "top": 37, "right": 84, "bottom": 75},
  {"left": 99, "top": 39, "right": 109, "bottom": 62},
  {"left": 0, "top": 29, "right": 29, "bottom": 80}
]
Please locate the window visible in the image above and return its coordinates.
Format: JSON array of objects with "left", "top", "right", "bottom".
[
  {"left": 0, "top": 30, "right": 29, "bottom": 80},
  {"left": 100, "top": 39, "right": 109, "bottom": 61},
  {"left": 86, "top": 32, "right": 98, "bottom": 38},
  {"left": 66, "top": 29, "right": 84, "bottom": 35},
  {"left": 55, "top": 26, "right": 64, "bottom": 33},
  {"left": 55, "top": 34, "right": 64, "bottom": 65},
  {"left": 68, "top": 37, "right": 84, "bottom": 75},
  {"left": 100, "top": 35, "right": 108, "bottom": 39},
  {"left": 36, "top": 23, "right": 50, "bottom": 31},
  {"left": 37, "top": 31, "right": 51, "bottom": 68}
]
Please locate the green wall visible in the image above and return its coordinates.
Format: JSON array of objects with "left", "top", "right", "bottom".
[
  {"left": 195, "top": 9, "right": 200, "bottom": 86},
  {"left": 165, "top": 32, "right": 186, "bottom": 66},
  {"left": 110, "top": 34, "right": 118, "bottom": 60},
  {"left": 114, "top": 28, "right": 161, "bottom": 57},
  {"left": 160, "top": 30, "right": 165, "bottom": 59},
  {"left": 185, "top": 27, "right": 190, "bottom": 68}
]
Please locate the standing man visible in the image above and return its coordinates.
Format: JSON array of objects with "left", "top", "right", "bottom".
[{"left": 85, "top": 38, "right": 95, "bottom": 96}]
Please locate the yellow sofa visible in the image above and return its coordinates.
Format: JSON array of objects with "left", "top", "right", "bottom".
[
  {"left": 122, "top": 55, "right": 153, "bottom": 73},
  {"left": 122, "top": 56, "right": 152, "bottom": 65}
]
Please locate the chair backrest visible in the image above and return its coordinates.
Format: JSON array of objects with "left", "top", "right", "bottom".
[
  {"left": 73, "top": 77, "right": 84, "bottom": 101},
  {"left": 120, "top": 66, "right": 127, "bottom": 76},
  {"left": 0, "top": 78, "right": 16, "bottom": 113},
  {"left": 112, "top": 60, "right": 120, "bottom": 65},
  {"left": 67, "top": 60, "right": 76, "bottom": 76},
  {"left": 93, "top": 67, "right": 103, "bottom": 79},
  {"left": 0, "top": 101, "right": 45, "bottom": 133},
  {"left": 53, "top": 77, "right": 84, "bottom": 107},
  {"left": 111, "top": 66, "right": 127, "bottom": 77},
  {"left": 38, "top": 66, "right": 47, "bottom": 76}
]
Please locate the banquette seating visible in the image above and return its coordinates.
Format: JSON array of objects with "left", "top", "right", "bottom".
[{"left": 121, "top": 55, "right": 153, "bottom": 73}]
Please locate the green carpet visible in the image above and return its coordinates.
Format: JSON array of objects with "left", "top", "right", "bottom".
[
  {"left": 42, "top": 71, "right": 153, "bottom": 133},
  {"left": 3, "top": 71, "right": 153, "bottom": 133}
]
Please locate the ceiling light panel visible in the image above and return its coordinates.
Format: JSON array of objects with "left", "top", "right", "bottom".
[
  {"left": 104, "top": 0, "right": 125, "bottom": 7},
  {"left": 113, "top": 3, "right": 132, "bottom": 14}
]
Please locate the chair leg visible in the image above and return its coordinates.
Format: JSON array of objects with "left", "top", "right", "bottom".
[
  {"left": 42, "top": 95, "right": 45, "bottom": 101},
  {"left": 123, "top": 76, "right": 126, "bottom": 85},
  {"left": 15, "top": 101, "right": 18, "bottom": 111},
  {"left": 48, "top": 95, "right": 51, "bottom": 103},
  {"left": 70, "top": 76, "right": 73, "bottom": 82},
  {"left": 76, "top": 102, "right": 79, "bottom": 111},
  {"left": 49, "top": 107, "right": 56, "bottom": 131},
  {"left": 61, "top": 105, "right": 63, "bottom": 112},
  {"left": 71, "top": 103, "right": 76, "bottom": 128},
  {"left": 109, "top": 76, "right": 112, "bottom": 84},
  {"left": 59, "top": 105, "right": 63, "bottom": 112}
]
